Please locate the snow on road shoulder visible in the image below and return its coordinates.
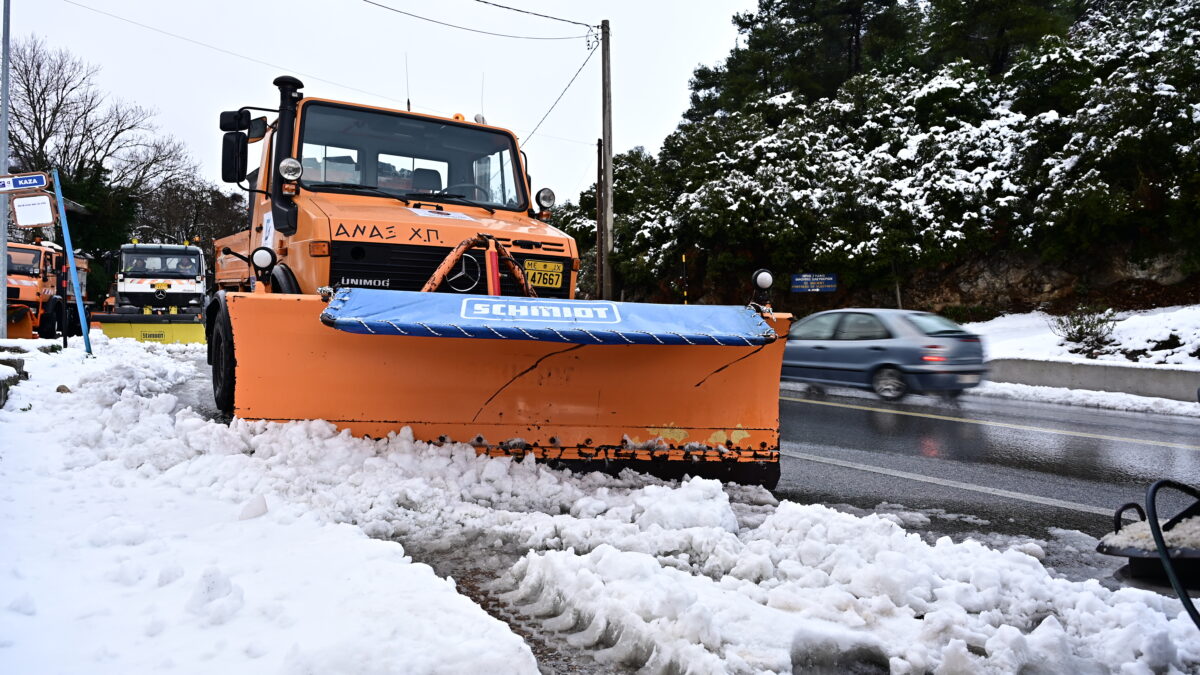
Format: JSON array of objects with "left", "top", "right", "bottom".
[
  {"left": 967, "top": 305, "right": 1200, "bottom": 369},
  {"left": 0, "top": 335, "right": 537, "bottom": 675},
  {"left": 2, "top": 336, "right": 1198, "bottom": 673}
]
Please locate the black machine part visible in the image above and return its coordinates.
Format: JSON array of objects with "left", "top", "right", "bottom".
[{"left": 1145, "top": 480, "right": 1200, "bottom": 629}]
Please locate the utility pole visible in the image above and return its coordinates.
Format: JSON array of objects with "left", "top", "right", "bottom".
[
  {"left": 0, "top": 0, "right": 11, "bottom": 339},
  {"left": 600, "top": 18, "right": 613, "bottom": 301},
  {"left": 595, "top": 138, "right": 604, "bottom": 299}
]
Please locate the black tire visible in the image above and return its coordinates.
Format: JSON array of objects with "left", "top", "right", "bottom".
[
  {"left": 942, "top": 388, "right": 964, "bottom": 400},
  {"left": 871, "top": 366, "right": 908, "bottom": 401},
  {"left": 211, "top": 303, "right": 236, "bottom": 415},
  {"left": 65, "top": 305, "right": 89, "bottom": 337},
  {"left": 271, "top": 265, "right": 301, "bottom": 294},
  {"left": 36, "top": 299, "right": 59, "bottom": 339}
]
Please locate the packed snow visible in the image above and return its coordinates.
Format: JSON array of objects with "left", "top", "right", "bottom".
[{"left": 2, "top": 334, "right": 1198, "bottom": 674}]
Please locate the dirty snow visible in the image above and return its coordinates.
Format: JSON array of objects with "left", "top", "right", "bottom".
[{"left": 1, "top": 333, "right": 1198, "bottom": 673}]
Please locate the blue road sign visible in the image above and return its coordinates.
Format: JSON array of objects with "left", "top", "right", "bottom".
[
  {"left": 0, "top": 172, "right": 49, "bottom": 192},
  {"left": 791, "top": 273, "right": 838, "bottom": 293}
]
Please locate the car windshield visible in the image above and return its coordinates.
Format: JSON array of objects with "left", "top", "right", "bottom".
[
  {"left": 904, "top": 312, "right": 967, "bottom": 335},
  {"left": 7, "top": 249, "right": 40, "bottom": 276},
  {"left": 122, "top": 252, "right": 201, "bottom": 278},
  {"left": 298, "top": 103, "right": 526, "bottom": 211}
]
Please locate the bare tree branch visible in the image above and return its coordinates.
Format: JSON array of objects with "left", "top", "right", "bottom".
[{"left": 8, "top": 36, "right": 195, "bottom": 192}]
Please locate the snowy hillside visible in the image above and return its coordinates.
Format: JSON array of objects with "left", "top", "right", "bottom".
[{"left": 2, "top": 335, "right": 1198, "bottom": 673}]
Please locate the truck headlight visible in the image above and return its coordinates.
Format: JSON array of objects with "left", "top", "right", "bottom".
[
  {"left": 279, "top": 157, "right": 303, "bottom": 181},
  {"left": 535, "top": 188, "right": 556, "bottom": 210}
]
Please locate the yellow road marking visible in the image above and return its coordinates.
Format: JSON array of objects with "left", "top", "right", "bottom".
[{"left": 779, "top": 395, "right": 1200, "bottom": 451}]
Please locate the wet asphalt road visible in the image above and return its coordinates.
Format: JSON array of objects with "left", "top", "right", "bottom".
[{"left": 775, "top": 385, "right": 1200, "bottom": 544}]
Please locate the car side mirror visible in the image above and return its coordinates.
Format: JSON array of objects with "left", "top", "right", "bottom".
[{"left": 222, "top": 131, "right": 248, "bottom": 183}]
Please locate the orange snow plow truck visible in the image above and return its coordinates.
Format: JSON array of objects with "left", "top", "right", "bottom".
[
  {"left": 6, "top": 240, "right": 90, "bottom": 339},
  {"left": 210, "top": 76, "right": 788, "bottom": 487}
]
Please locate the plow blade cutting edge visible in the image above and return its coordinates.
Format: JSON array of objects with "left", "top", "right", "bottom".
[{"left": 226, "top": 289, "right": 789, "bottom": 487}]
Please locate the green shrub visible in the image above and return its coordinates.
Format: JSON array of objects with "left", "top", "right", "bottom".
[{"left": 1047, "top": 305, "right": 1116, "bottom": 357}]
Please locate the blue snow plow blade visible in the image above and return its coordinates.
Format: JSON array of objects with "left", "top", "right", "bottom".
[{"left": 319, "top": 288, "right": 778, "bottom": 346}]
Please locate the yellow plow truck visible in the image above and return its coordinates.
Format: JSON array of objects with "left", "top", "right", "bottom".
[{"left": 210, "top": 76, "right": 789, "bottom": 487}]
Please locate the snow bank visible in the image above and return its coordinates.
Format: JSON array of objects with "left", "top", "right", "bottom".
[
  {"left": 0, "top": 335, "right": 537, "bottom": 675},
  {"left": 2, "top": 335, "right": 1197, "bottom": 673},
  {"left": 967, "top": 306, "right": 1200, "bottom": 370}
]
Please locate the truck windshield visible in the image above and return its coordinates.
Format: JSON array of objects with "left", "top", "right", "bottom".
[
  {"left": 8, "top": 249, "right": 40, "bottom": 276},
  {"left": 122, "top": 252, "right": 201, "bottom": 278},
  {"left": 298, "top": 103, "right": 527, "bottom": 211}
]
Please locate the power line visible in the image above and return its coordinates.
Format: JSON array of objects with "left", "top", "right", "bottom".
[
  {"left": 361, "top": 0, "right": 590, "bottom": 40},
  {"left": 523, "top": 44, "right": 598, "bottom": 146},
  {"left": 61, "top": 0, "right": 598, "bottom": 147},
  {"left": 470, "top": 0, "right": 595, "bottom": 29},
  {"left": 61, "top": 0, "right": 437, "bottom": 112}
]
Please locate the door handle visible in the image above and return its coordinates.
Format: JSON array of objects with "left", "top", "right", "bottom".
[
  {"left": 868, "top": 346, "right": 886, "bottom": 351},
  {"left": 813, "top": 345, "right": 827, "bottom": 350}
]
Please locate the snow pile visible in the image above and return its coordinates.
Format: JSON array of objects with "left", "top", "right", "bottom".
[
  {"left": 1100, "top": 517, "right": 1200, "bottom": 552},
  {"left": 3, "top": 335, "right": 1199, "bottom": 673},
  {"left": 0, "top": 336, "right": 537, "bottom": 675},
  {"left": 967, "top": 305, "right": 1200, "bottom": 369}
]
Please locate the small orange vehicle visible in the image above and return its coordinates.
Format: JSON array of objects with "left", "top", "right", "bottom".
[
  {"left": 211, "top": 76, "right": 788, "bottom": 486},
  {"left": 6, "top": 240, "right": 89, "bottom": 339}
]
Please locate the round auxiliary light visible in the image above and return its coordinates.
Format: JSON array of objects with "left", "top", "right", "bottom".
[
  {"left": 535, "top": 187, "right": 556, "bottom": 210},
  {"left": 753, "top": 269, "right": 773, "bottom": 290},
  {"left": 251, "top": 246, "right": 277, "bottom": 271},
  {"left": 278, "top": 157, "right": 303, "bottom": 181}
]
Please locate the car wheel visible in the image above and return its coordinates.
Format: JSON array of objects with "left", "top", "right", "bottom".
[
  {"left": 211, "top": 303, "right": 236, "bottom": 415},
  {"left": 942, "top": 388, "right": 964, "bottom": 400},
  {"left": 872, "top": 367, "right": 907, "bottom": 401}
]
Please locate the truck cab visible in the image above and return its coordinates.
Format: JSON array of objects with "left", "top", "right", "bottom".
[
  {"left": 107, "top": 243, "right": 205, "bottom": 316},
  {"left": 212, "top": 76, "right": 576, "bottom": 305},
  {"left": 5, "top": 240, "right": 89, "bottom": 339}
]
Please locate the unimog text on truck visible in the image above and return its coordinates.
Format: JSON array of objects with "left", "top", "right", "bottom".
[
  {"left": 210, "top": 76, "right": 789, "bottom": 487},
  {"left": 93, "top": 243, "right": 206, "bottom": 343}
]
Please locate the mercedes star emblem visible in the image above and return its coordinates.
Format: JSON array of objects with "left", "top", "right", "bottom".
[{"left": 447, "top": 254, "right": 482, "bottom": 292}]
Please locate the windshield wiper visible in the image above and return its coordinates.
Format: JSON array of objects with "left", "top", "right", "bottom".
[
  {"left": 403, "top": 192, "right": 495, "bottom": 214},
  {"left": 305, "top": 182, "right": 410, "bottom": 204}
]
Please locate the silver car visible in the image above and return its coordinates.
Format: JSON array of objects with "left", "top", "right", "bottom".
[{"left": 782, "top": 309, "right": 987, "bottom": 400}]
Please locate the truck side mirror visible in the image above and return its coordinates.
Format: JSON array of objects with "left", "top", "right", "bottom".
[
  {"left": 247, "top": 117, "right": 268, "bottom": 143},
  {"left": 219, "top": 110, "right": 251, "bottom": 131},
  {"left": 222, "top": 132, "right": 248, "bottom": 183}
]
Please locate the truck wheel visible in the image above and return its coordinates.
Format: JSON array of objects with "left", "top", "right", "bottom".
[
  {"left": 36, "top": 300, "right": 59, "bottom": 339},
  {"left": 211, "top": 303, "right": 236, "bottom": 415}
]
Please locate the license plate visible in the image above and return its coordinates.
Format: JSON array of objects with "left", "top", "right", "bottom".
[
  {"left": 524, "top": 260, "right": 563, "bottom": 288},
  {"left": 153, "top": 282, "right": 170, "bottom": 290},
  {"left": 958, "top": 374, "right": 981, "bottom": 384}
]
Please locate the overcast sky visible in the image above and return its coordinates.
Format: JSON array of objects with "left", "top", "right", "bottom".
[{"left": 31, "top": 0, "right": 756, "bottom": 204}]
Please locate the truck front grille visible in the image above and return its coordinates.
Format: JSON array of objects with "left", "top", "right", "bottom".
[{"left": 329, "top": 242, "right": 572, "bottom": 298}]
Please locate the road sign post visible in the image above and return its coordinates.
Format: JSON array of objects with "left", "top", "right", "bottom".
[{"left": 51, "top": 169, "right": 91, "bottom": 355}]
